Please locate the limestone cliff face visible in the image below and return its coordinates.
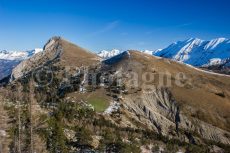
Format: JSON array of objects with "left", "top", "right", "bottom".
[{"left": 11, "top": 37, "right": 62, "bottom": 80}]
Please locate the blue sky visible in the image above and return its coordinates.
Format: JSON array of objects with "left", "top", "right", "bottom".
[{"left": 0, "top": 0, "right": 230, "bottom": 52}]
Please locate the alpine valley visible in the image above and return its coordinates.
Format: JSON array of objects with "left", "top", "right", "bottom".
[{"left": 0, "top": 37, "right": 230, "bottom": 153}]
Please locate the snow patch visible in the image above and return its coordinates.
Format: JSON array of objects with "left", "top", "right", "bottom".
[
  {"left": 0, "top": 130, "right": 6, "bottom": 137},
  {"left": 104, "top": 101, "right": 120, "bottom": 114},
  {"left": 203, "top": 58, "right": 223, "bottom": 67}
]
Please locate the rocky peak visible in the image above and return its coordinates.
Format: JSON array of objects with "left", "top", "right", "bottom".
[
  {"left": 11, "top": 36, "right": 100, "bottom": 80},
  {"left": 43, "top": 36, "right": 61, "bottom": 51}
]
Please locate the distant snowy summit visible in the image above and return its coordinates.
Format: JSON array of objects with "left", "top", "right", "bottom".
[
  {"left": 97, "top": 49, "right": 122, "bottom": 59},
  {"left": 97, "top": 49, "right": 161, "bottom": 59},
  {"left": 0, "top": 48, "right": 43, "bottom": 81},
  {"left": 0, "top": 48, "right": 43, "bottom": 61},
  {"left": 154, "top": 38, "right": 230, "bottom": 67},
  {"left": 98, "top": 38, "right": 230, "bottom": 67}
]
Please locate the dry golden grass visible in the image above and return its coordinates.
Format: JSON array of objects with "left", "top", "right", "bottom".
[{"left": 60, "top": 39, "right": 101, "bottom": 67}]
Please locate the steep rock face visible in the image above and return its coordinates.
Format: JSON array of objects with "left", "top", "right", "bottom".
[
  {"left": 123, "top": 88, "right": 230, "bottom": 144},
  {"left": 11, "top": 37, "right": 61, "bottom": 79}
]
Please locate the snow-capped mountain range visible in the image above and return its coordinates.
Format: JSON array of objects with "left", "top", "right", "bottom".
[
  {"left": 97, "top": 49, "right": 162, "bottom": 59},
  {"left": 0, "top": 48, "right": 43, "bottom": 61},
  {"left": 98, "top": 38, "right": 230, "bottom": 67},
  {"left": 0, "top": 48, "right": 43, "bottom": 81},
  {"left": 154, "top": 38, "right": 230, "bottom": 67}
]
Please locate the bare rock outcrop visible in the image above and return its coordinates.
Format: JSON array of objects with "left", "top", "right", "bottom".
[{"left": 122, "top": 86, "right": 230, "bottom": 145}]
